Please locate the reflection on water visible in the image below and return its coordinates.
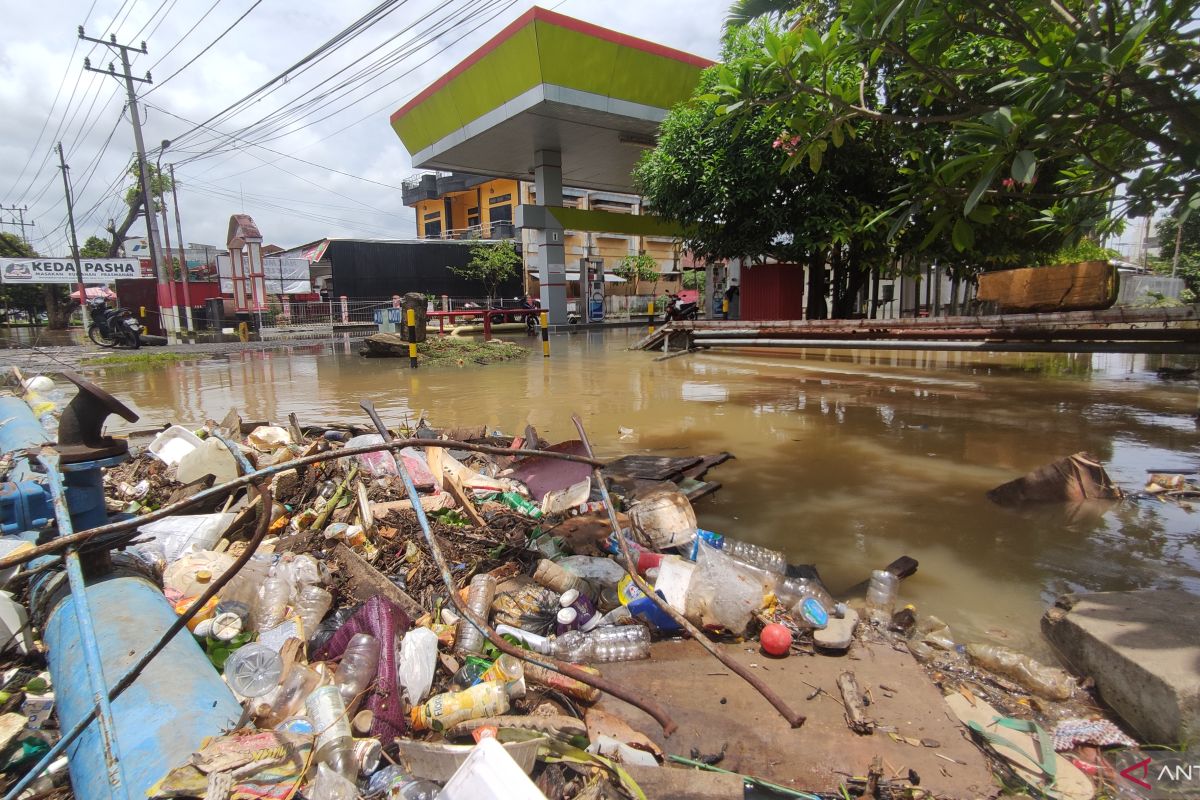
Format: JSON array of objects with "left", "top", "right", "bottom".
[
  {"left": 91, "top": 330, "right": 1200, "bottom": 656},
  {"left": 0, "top": 327, "right": 86, "bottom": 348}
]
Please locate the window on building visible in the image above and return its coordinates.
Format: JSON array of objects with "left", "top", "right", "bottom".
[{"left": 423, "top": 220, "right": 442, "bottom": 238}]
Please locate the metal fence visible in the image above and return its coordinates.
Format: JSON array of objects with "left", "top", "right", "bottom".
[{"left": 247, "top": 296, "right": 531, "bottom": 339}]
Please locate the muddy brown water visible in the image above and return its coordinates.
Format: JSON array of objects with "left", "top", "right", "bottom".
[{"left": 85, "top": 328, "right": 1200, "bottom": 659}]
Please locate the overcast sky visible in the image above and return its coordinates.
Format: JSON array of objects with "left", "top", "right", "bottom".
[{"left": 0, "top": 1, "right": 726, "bottom": 256}]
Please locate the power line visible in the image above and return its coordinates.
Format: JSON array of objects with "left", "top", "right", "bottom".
[{"left": 144, "top": 0, "right": 260, "bottom": 93}]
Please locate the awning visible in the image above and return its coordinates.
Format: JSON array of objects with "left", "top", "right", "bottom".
[{"left": 527, "top": 269, "right": 626, "bottom": 283}]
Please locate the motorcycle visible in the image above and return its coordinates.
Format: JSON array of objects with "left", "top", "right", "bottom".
[
  {"left": 664, "top": 293, "right": 699, "bottom": 322},
  {"left": 86, "top": 298, "right": 143, "bottom": 349}
]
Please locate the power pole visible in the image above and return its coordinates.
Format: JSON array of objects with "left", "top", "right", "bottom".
[
  {"left": 56, "top": 143, "right": 90, "bottom": 329},
  {"left": 167, "top": 165, "right": 194, "bottom": 333},
  {"left": 80, "top": 27, "right": 179, "bottom": 340},
  {"left": 0, "top": 205, "right": 35, "bottom": 246}
]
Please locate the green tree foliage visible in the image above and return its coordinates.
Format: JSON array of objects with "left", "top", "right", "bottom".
[
  {"left": 1152, "top": 206, "right": 1200, "bottom": 298},
  {"left": 612, "top": 254, "right": 660, "bottom": 295},
  {"left": 80, "top": 236, "right": 109, "bottom": 258},
  {"left": 452, "top": 240, "right": 520, "bottom": 302},
  {"left": 720, "top": 0, "right": 1200, "bottom": 248},
  {"left": 104, "top": 161, "right": 174, "bottom": 257}
]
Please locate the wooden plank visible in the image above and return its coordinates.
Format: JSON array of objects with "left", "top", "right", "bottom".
[
  {"left": 443, "top": 471, "right": 488, "bottom": 529},
  {"left": 333, "top": 542, "right": 425, "bottom": 620},
  {"left": 977, "top": 261, "right": 1118, "bottom": 312},
  {"left": 605, "top": 455, "right": 702, "bottom": 481}
]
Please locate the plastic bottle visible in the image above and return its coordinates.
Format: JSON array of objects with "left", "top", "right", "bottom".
[
  {"left": 865, "top": 570, "right": 899, "bottom": 624},
  {"left": 555, "top": 607, "right": 580, "bottom": 635},
  {"left": 776, "top": 575, "right": 835, "bottom": 610},
  {"left": 454, "top": 573, "right": 497, "bottom": 655},
  {"left": 294, "top": 585, "right": 333, "bottom": 636},
  {"left": 532, "top": 559, "right": 590, "bottom": 594},
  {"left": 966, "top": 643, "right": 1076, "bottom": 701},
  {"left": 449, "top": 655, "right": 492, "bottom": 691},
  {"left": 305, "top": 685, "right": 358, "bottom": 780},
  {"left": 334, "top": 632, "right": 381, "bottom": 707},
  {"left": 479, "top": 653, "right": 526, "bottom": 698},
  {"left": 262, "top": 663, "right": 321, "bottom": 728},
  {"left": 252, "top": 575, "right": 293, "bottom": 631},
  {"left": 559, "top": 588, "right": 598, "bottom": 630},
  {"left": 522, "top": 661, "right": 600, "bottom": 702},
  {"left": 549, "top": 625, "right": 651, "bottom": 663},
  {"left": 494, "top": 624, "right": 550, "bottom": 654},
  {"left": 720, "top": 538, "right": 787, "bottom": 574},
  {"left": 410, "top": 681, "right": 510, "bottom": 732}
]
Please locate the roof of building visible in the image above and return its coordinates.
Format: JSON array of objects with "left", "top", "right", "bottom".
[{"left": 389, "top": 7, "right": 711, "bottom": 193}]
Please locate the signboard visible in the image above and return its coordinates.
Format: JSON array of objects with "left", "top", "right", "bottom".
[
  {"left": 0, "top": 258, "right": 140, "bottom": 284},
  {"left": 216, "top": 254, "right": 311, "bottom": 296}
]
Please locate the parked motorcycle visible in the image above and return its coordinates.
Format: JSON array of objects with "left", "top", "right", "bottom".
[
  {"left": 86, "top": 298, "right": 143, "bottom": 349},
  {"left": 664, "top": 293, "right": 699, "bottom": 322}
]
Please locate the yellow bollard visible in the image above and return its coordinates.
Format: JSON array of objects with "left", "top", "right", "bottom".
[
  {"left": 540, "top": 312, "right": 549, "bottom": 357},
  {"left": 237, "top": 321, "right": 249, "bottom": 342},
  {"left": 647, "top": 300, "right": 655, "bottom": 334},
  {"left": 406, "top": 307, "right": 418, "bottom": 368},
  {"left": 721, "top": 297, "right": 729, "bottom": 319}
]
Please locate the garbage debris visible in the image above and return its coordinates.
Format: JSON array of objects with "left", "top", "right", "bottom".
[
  {"left": 0, "top": 372, "right": 1151, "bottom": 800},
  {"left": 987, "top": 452, "right": 1123, "bottom": 506}
]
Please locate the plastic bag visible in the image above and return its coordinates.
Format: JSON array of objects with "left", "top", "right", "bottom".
[
  {"left": 136, "top": 513, "right": 237, "bottom": 564},
  {"left": 966, "top": 643, "right": 1075, "bottom": 701},
  {"left": 345, "top": 434, "right": 399, "bottom": 477},
  {"left": 397, "top": 626, "right": 439, "bottom": 706},
  {"left": 557, "top": 555, "right": 626, "bottom": 589},
  {"left": 683, "top": 540, "right": 777, "bottom": 635}
]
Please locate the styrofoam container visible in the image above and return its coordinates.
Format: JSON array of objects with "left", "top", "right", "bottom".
[
  {"left": 397, "top": 736, "right": 544, "bottom": 783},
  {"left": 438, "top": 737, "right": 547, "bottom": 800},
  {"left": 148, "top": 425, "right": 204, "bottom": 466}
]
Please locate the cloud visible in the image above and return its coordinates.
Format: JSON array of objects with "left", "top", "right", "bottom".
[{"left": 1, "top": 0, "right": 725, "bottom": 257}]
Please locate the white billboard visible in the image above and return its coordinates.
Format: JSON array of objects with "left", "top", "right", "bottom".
[{"left": 0, "top": 257, "right": 140, "bottom": 284}]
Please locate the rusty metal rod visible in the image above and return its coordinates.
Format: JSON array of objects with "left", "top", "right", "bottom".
[
  {"left": 4, "top": 481, "right": 274, "bottom": 800},
  {"left": 571, "top": 413, "right": 807, "bottom": 729},
  {"left": 0, "top": 437, "right": 605, "bottom": 572},
  {"left": 360, "top": 401, "right": 678, "bottom": 736}
]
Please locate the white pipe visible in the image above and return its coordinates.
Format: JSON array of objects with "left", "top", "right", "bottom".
[{"left": 695, "top": 338, "right": 1200, "bottom": 354}]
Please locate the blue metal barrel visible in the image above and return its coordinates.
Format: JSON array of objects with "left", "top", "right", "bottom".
[{"left": 41, "top": 571, "right": 242, "bottom": 799}]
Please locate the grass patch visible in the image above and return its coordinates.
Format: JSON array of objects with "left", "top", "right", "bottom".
[
  {"left": 82, "top": 351, "right": 205, "bottom": 368},
  {"left": 418, "top": 337, "right": 528, "bottom": 367}
]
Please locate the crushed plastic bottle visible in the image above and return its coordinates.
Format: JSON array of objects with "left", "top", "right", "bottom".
[
  {"left": 966, "top": 643, "right": 1076, "bottom": 701},
  {"left": 454, "top": 573, "right": 496, "bottom": 656},
  {"left": 865, "top": 570, "right": 899, "bottom": 625},
  {"left": 294, "top": 585, "right": 333, "bottom": 636},
  {"left": 305, "top": 685, "right": 358, "bottom": 779},
  {"left": 252, "top": 575, "right": 292, "bottom": 631}
]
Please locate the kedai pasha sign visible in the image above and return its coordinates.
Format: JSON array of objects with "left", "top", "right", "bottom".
[{"left": 0, "top": 257, "right": 140, "bottom": 284}]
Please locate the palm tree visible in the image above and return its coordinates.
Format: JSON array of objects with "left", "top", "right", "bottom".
[{"left": 725, "top": 0, "right": 798, "bottom": 30}]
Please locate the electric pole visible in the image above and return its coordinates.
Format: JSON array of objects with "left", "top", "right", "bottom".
[
  {"left": 80, "top": 27, "right": 179, "bottom": 340},
  {"left": 167, "top": 164, "right": 195, "bottom": 333},
  {"left": 56, "top": 143, "right": 90, "bottom": 328},
  {"left": 0, "top": 205, "right": 35, "bottom": 247}
]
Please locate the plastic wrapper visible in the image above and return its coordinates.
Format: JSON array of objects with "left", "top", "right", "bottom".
[
  {"left": 397, "top": 626, "right": 439, "bottom": 706},
  {"left": 557, "top": 555, "right": 626, "bottom": 589},
  {"left": 344, "top": 434, "right": 399, "bottom": 477},
  {"left": 491, "top": 580, "right": 558, "bottom": 634},
  {"left": 683, "top": 540, "right": 778, "bottom": 636},
  {"left": 966, "top": 643, "right": 1075, "bottom": 701}
]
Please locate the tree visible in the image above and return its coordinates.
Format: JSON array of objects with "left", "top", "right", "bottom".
[
  {"left": 1152, "top": 206, "right": 1200, "bottom": 299},
  {"left": 721, "top": 0, "right": 1200, "bottom": 248},
  {"left": 452, "top": 240, "right": 520, "bottom": 303},
  {"left": 612, "top": 254, "right": 659, "bottom": 296},
  {"left": 80, "top": 236, "right": 109, "bottom": 258},
  {"left": 104, "top": 161, "right": 174, "bottom": 257}
]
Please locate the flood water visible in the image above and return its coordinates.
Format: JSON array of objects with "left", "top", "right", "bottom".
[{"left": 88, "top": 329, "right": 1200, "bottom": 658}]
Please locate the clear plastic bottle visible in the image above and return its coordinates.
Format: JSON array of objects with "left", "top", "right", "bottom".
[
  {"left": 262, "top": 663, "right": 321, "bottom": 728},
  {"left": 549, "top": 625, "right": 651, "bottom": 663},
  {"left": 334, "top": 632, "right": 380, "bottom": 707},
  {"left": 532, "top": 559, "right": 590, "bottom": 594},
  {"left": 454, "top": 573, "right": 497, "bottom": 656},
  {"left": 776, "top": 576, "right": 840, "bottom": 614},
  {"left": 305, "top": 685, "right": 357, "bottom": 780},
  {"left": 253, "top": 575, "right": 292, "bottom": 631},
  {"left": 865, "top": 570, "right": 899, "bottom": 624},
  {"left": 294, "top": 585, "right": 333, "bottom": 636},
  {"left": 721, "top": 538, "right": 787, "bottom": 574}
]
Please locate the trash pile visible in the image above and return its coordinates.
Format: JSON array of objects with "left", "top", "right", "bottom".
[{"left": 0, "top": 373, "right": 1171, "bottom": 800}]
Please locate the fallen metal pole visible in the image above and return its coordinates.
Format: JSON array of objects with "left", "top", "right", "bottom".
[
  {"left": 695, "top": 338, "right": 1200, "bottom": 354},
  {"left": 0, "top": 438, "right": 606, "bottom": 572},
  {"left": 5, "top": 482, "right": 273, "bottom": 800},
  {"left": 38, "top": 452, "right": 130, "bottom": 800},
  {"left": 570, "top": 414, "right": 806, "bottom": 729},
  {"left": 360, "top": 401, "right": 678, "bottom": 736}
]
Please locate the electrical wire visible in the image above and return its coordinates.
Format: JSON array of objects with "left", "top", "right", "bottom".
[{"left": 143, "top": 0, "right": 258, "bottom": 92}]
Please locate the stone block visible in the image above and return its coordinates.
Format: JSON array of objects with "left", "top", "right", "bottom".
[{"left": 1042, "top": 590, "right": 1200, "bottom": 745}]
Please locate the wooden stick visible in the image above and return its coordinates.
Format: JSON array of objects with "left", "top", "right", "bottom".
[{"left": 837, "top": 671, "right": 874, "bottom": 735}]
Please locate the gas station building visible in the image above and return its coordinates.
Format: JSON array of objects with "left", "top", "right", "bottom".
[{"left": 389, "top": 6, "right": 716, "bottom": 324}]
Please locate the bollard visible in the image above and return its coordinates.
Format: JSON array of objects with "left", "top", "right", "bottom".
[
  {"left": 237, "top": 322, "right": 249, "bottom": 343},
  {"left": 339, "top": 295, "right": 349, "bottom": 324},
  {"left": 406, "top": 307, "right": 418, "bottom": 369},
  {"left": 540, "top": 312, "right": 549, "bottom": 357},
  {"left": 647, "top": 300, "right": 655, "bottom": 334},
  {"left": 722, "top": 297, "right": 729, "bottom": 320},
  {"left": 138, "top": 306, "right": 146, "bottom": 319}
]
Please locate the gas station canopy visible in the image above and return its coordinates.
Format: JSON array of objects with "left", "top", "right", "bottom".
[{"left": 389, "top": 7, "right": 713, "bottom": 193}]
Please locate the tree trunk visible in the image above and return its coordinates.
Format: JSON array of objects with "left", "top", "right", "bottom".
[
  {"left": 806, "top": 249, "right": 827, "bottom": 320},
  {"left": 106, "top": 191, "right": 145, "bottom": 258},
  {"left": 44, "top": 286, "right": 72, "bottom": 330},
  {"left": 835, "top": 243, "right": 868, "bottom": 318},
  {"left": 829, "top": 244, "right": 845, "bottom": 318}
]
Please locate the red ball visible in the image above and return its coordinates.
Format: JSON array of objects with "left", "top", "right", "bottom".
[{"left": 760, "top": 623, "right": 792, "bottom": 657}]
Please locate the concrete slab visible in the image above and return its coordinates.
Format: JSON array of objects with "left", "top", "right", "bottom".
[
  {"left": 594, "top": 639, "right": 997, "bottom": 798},
  {"left": 622, "top": 765, "right": 743, "bottom": 799},
  {"left": 1042, "top": 589, "right": 1200, "bottom": 746}
]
